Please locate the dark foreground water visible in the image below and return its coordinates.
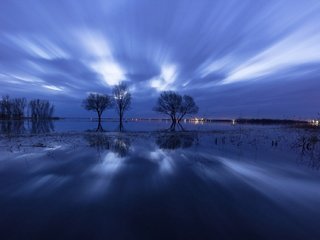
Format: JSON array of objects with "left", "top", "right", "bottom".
[{"left": 0, "top": 121, "right": 320, "bottom": 239}]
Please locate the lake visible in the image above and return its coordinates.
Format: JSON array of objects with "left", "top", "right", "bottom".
[
  {"left": 0, "top": 118, "right": 241, "bottom": 133},
  {"left": 0, "top": 120, "right": 320, "bottom": 239}
]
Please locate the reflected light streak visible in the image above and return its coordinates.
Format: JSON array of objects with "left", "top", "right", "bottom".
[{"left": 149, "top": 148, "right": 175, "bottom": 174}]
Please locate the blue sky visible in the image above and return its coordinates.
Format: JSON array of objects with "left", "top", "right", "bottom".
[{"left": 1, "top": 0, "right": 320, "bottom": 119}]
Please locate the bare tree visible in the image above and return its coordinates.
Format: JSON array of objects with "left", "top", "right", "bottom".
[
  {"left": 153, "top": 91, "right": 199, "bottom": 130},
  {"left": 153, "top": 91, "right": 182, "bottom": 124},
  {"left": 28, "top": 99, "right": 55, "bottom": 119},
  {"left": 0, "top": 99, "right": 4, "bottom": 119},
  {"left": 12, "top": 98, "right": 27, "bottom": 119},
  {"left": 82, "top": 93, "right": 113, "bottom": 131},
  {"left": 178, "top": 95, "right": 199, "bottom": 123},
  {"left": 0, "top": 95, "right": 12, "bottom": 119},
  {"left": 112, "top": 82, "right": 131, "bottom": 131},
  {"left": 0, "top": 96, "right": 54, "bottom": 121}
]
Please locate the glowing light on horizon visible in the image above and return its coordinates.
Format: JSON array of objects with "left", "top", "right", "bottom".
[{"left": 310, "top": 120, "right": 319, "bottom": 126}]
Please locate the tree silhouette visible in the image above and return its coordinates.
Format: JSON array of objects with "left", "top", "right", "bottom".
[
  {"left": 0, "top": 96, "right": 27, "bottom": 119},
  {"left": 0, "top": 95, "right": 12, "bottom": 119},
  {"left": 12, "top": 98, "right": 27, "bottom": 119},
  {"left": 28, "top": 99, "right": 55, "bottom": 119},
  {"left": 153, "top": 91, "right": 199, "bottom": 130},
  {"left": 112, "top": 82, "right": 131, "bottom": 131},
  {"left": 82, "top": 93, "right": 113, "bottom": 131},
  {"left": 153, "top": 91, "right": 182, "bottom": 125},
  {"left": 178, "top": 95, "right": 199, "bottom": 123}
]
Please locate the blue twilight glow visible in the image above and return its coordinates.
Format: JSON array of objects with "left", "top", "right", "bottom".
[{"left": 1, "top": 0, "right": 320, "bottom": 118}]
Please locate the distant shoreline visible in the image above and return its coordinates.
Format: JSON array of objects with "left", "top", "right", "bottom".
[
  {"left": 0, "top": 117, "right": 62, "bottom": 121},
  {"left": 0, "top": 117, "right": 311, "bottom": 125}
]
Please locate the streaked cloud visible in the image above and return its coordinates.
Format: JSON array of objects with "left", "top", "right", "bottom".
[
  {"left": 42, "top": 84, "right": 64, "bottom": 92},
  {"left": 223, "top": 28, "right": 320, "bottom": 84},
  {"left": 150, "top": 64, "right": 178, "bottom": 91},
  {"left": 0, "top": 0, "right": 320, "bottom": 117}
]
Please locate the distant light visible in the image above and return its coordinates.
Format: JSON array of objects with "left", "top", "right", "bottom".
[
  {"left": 190, "top": 117, "right": 205, "bottom": 125},
  {"left": 310, "top": 119, "right": 319, "bottom": 126}
]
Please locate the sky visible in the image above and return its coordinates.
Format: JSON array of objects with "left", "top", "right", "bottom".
[{"left": 1, "top": 0, "right": 320, "bottom": 119}]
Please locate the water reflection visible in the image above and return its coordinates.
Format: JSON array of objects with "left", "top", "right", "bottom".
[
  {"left": 112, "top": 136, "right": 130, "bottom": 157},
  {"left": 293, "top": 133, "right": 320, "bottom": 170},
  {"left": 29, "top": 120, "right": 54, "bottom": 134},
  {"left": 96, "top": 121, "right": 104, "bottom": 132},
  {"left": 85, "top": 133, "right": 110, "bottom": 151},
  {"left": 0, "top": 120, "right": 26, "bottom": 135},
  {"left": 167, "top": 122, "right": 186, "bottom": 132},
  {"left": 85, "top": 133, "right": 131, "bottom": 157},
  {"left": 156, "top": 133, "right": 198, "bottom": 149},
  {"left": 1, "top": 133, "right": 320, "bottom": 239},
  {"left": 90, "top": 122, "right": 127, "bottom": 132},
  {"left": 0, "top": 120, "right": 54, "bottom": 135}
]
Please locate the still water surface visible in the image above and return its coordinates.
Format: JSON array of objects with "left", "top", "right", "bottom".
[
  {"left": 0, "top": 120, "right": 320, "bottom": 239},
  {"left": 0, "top": 118, "right": 245, "bottom": 133}
]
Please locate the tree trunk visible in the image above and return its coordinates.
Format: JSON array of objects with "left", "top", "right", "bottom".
[
  {"left": 96, "top": 111, "right": 103, "bottom": 132},
  {"left": 119, "top": 111, "right": 123, "bottom": 131},
  {"left": 97, "top": 111, "right": 102, "bottom": 124},
  {"left": 171, "top": 114, "right": 177, "bottom": 124},
  {"left": 178, "top": 112, "right": 186, "bottom": 123}
]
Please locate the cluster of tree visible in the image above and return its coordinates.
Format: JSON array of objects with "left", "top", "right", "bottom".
[
  {"left": 0, "top": 95, "right": 55, "bottom": 120},
  {"left": 29, "top": 99, "right": 55, "bottom": 120},
  {"left": 153, "top": 91, "right": 199, "bottom": 129},
  {"left": 82, "top": 82, "right": 131, "bottom": 131},
  {"left": 83, "top": 82, "right": 199, "bottom": 132},
  {"left": 0, "top": 96, "right": 27, "bottom": 119}
]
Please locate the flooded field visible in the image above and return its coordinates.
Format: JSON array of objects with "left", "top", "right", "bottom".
[{"left": 0, "top": 120, "right": 320, "bottom": 239}]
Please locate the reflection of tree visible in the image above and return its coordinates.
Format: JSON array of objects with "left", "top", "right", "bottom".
[
  {"left": 116, "top": 123, "right": 126, "bottom": 132},
  {"left": 0, "top": 120, "right": 55, "bottom": 135},
  {"left": 30, "top": 120, "right": 54, "bottom": 134},
  {"left": 0, "top": 120, "right": 26, "bottom": 135},
  {"left": 156, "top": 133, "right": 197, "bottom": 150},
  {"left": 96, "top": 122, "right": 104, "bottom": 132},
  {"left": 85, "top": 133, "right": 131, "bottom": 157},
  {"left": 168, "top": 122, "right": 185, "bottom": 132},
  {"left": 85, "top": 133, "right": 111, "bottom": 151},
  {"left": 112, "top": 137, "right": 130, "bottom": 157}
]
